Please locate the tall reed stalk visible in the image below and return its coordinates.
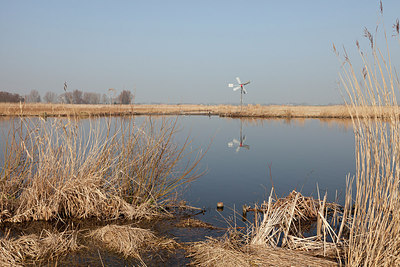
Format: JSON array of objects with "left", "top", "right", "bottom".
[
  {"left": 338, "top": 6, "right": 400, "bottom": 265},
  {"left": 0, "top": 116, "right": 203, "bottom": 223}
]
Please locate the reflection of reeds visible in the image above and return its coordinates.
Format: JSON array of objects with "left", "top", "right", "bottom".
[
  {"left": 338, "top": 8, "right": 400, "bottom": 266},
  {"left": 0, "top": 117, "right": 203, "bottom": 223}
]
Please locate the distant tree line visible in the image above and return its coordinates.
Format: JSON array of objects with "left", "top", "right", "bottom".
[
  {"left": 0, "top": 91, "right": 24, "bottom": 103},
  {"left": 0, "top": 89, "right": 134, "bottom": 104}
]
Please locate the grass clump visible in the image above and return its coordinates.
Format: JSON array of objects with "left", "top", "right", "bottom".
[
  {"left": 89, "top": 224, "right": 178, "bottom": 260},
  {"left": 0, "top": 116, "right": 203, "bottom": 223},
  {"left": 188, "top": 232, "right": 338, "bottom": 267},
  {"left": 0, "top": 230, "right": 80, "bottom": 266}
]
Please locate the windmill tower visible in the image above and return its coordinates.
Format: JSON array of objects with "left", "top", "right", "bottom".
[{"left": 228, "top": 77, "right": 250, "bottom": 110}]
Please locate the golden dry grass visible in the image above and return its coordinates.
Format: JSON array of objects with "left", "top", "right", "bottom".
[
  {"left": 0, "top": 230, "right": 80, "bottom": 266},
  {"left": 0, "top": 102, "right": 366, "bottom": 118},
  {"left": 189, "top": 189, "right": 346, "bottom": 266},
  {"left": 188, "top": 236, "right": 338, "bottom": 267},
  {"left": 0, "top": 117, "right": 203, "bottom": 223},
  {"left": 337, "top": 10, "right": 400, "bottom": 266},
  {"left": 88, "top": 224, "right": 178, "bottom": 260}
]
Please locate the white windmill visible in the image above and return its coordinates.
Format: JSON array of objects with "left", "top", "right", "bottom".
[{"left": 228, "top": 77, "right": 250, "bottom": 109}]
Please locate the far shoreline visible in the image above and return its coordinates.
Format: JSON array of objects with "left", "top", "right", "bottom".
[{"left": 0, "top": 103, "right": 395, "bottom": 119}]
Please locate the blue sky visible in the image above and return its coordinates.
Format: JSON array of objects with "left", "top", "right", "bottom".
[{"left": 1, "top": 0, "right": 400, "bottom": 104}]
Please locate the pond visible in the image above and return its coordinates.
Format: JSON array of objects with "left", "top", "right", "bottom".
[{"left": 0, "top": 116, "right": 355, "bottom": 228}]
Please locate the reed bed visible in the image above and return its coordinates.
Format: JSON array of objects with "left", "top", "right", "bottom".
[
  {"left": 0, "top": 103, "right": 358, "bottom": 118},
  {"left": 88, "top": 224, "right": 178, "bottom": 260},
  {"left": 337, "top": 8, "right": 400, "bottom": 266},
  {"left": 0, "top": 116, "right": 203, "bottom": 223}
]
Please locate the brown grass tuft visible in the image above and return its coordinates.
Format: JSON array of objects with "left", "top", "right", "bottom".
[
  {"left": 0, "top": 117, "right": 203, "bottom": 223},
  {"left": 188, "top": 236, "right": 338, "bottom": 267},
  {"left": 88, "top": 224, "right": 178, "bottom": 260},
  {"left": 0, "top": 230, "right": 80, "bottom": 266}
]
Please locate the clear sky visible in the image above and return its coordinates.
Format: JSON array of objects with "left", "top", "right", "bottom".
[{"left": 1, "top": 0, "right": 400, "bottom": 105}]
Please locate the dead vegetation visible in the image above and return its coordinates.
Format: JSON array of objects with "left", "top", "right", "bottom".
[
  {"left": 0, "top": 117, "right": 203, "bottom": 223},
  {"left": 0, "top": 102, "right": 356, "bottom": 118},
  {"left": 0, "top": 230, "right": 80, "bottom": 266},
  {"left": 89, "top": 224, "right": 178, "bottom": 260},
  {"left": 188, "top": 234, "right": 338, "bottom": 267},
  {"left": 188, "top": 188, "right": 347, "bottom": 266},
  {"left": 337, "top": 8, "right": 400, "bottom": 266},
  {"left": 0, "top": 116, "right": 203, "bottom": 265}
]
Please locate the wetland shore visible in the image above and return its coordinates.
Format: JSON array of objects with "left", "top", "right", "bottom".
[
  {"left": 2, "top": 102, "right": 398, "bottom": 119},
  {"left": 0, "top": 103, "right": 355, "bottom": 118}
]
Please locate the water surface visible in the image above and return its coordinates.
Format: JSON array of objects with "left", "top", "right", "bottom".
[{"left": 171, "top": 116, "right": 355, "bottom": 227}]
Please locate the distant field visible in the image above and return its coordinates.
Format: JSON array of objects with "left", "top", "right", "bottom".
[{"left": 0, "top": 102, "right": 395, "bottom": 119}]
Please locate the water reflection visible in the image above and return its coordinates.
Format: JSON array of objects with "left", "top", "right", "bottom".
[{"left": 228, "top": 119, "right": 250, "bottom": 152}]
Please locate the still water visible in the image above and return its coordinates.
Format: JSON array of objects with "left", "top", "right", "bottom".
[
  {"left": 173, "top": 116, "right": 355, "bottom": 227},
  {"left": 0, "top": 116, "right": 355, "bottom": 228}
]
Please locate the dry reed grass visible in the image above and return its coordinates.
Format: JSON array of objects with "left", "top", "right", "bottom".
[
  {"left": 0, "top": 116, "right": 203, "bottom": 223},
  {"left": 88, "top": 224, "right": 178, "bottom": 260},
  {"left": 249, "top": 189, "right": 345, "bottom": 260},
  {"left": 189, "top": 189, "right": 346, "bottom": 266},
  {"left": 188, "top": 235, "right": 338, "bottom": 267},
  {"left": 337, "top": 6, "right": 400, "bottom": 266},
  {"left": 0, "top": 102, "right": 358, "bottom": 118},
  {"left": 0, "top": 230, "right": 80, "bottom": 266}
]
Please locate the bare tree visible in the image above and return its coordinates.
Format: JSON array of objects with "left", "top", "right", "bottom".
[
  {"left": 43, "top": 91, "right": 57, "bottom": 103},
  {"left": 60, "top": 92, "right": 73, "bottom": 104},
  {"left": 83, "top": 92, "right": 100, "bottom": 104},
  {"left": 108, "top": 88, "right": 116, "bottom": 104},
  {"left": 25, "top": 90, "right": 41, "bottom": 103},
  {"left": 72, "top": 90, "right": 84, "bottom": 104},
  {"left": 101, "top": 93, "right": 108, "bottom": 104},
  {"left": 118, "top": 90, "right": 133, "bottom": 104}
]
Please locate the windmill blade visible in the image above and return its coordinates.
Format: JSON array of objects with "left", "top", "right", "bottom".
[
  {"left": 242, "top": 144, "right": 250, "bottom": 150},
  {"left": 233, "top": 138, "right": 240, "bottom": 144},
  {"left": 233, "top": 86, "right": 241, "bottom": 91},
  {"left": 243, "top": 81, "right": 250, "bottom": 85},
  {"left": 228, "top": 141, "right": 234, "bottom": 147},
  {"left": 242, "top": 88, "right": 248, "bottom": 94},
  {"left": 236, "top": 146, "right": 241, "bottom": 153},
  {"left": 242, "top": 135, "right": 246, "bottom": 141},
  {"left": 236, "top": 77, "right": 241, "bottom": 84},
  {"left": 228, "top": 83, "right": 234, "bottom": 88}
]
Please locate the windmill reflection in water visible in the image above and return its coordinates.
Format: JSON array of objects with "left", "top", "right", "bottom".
[{"left": 228, "top": 119, "right": 250, "bottom": 152}]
